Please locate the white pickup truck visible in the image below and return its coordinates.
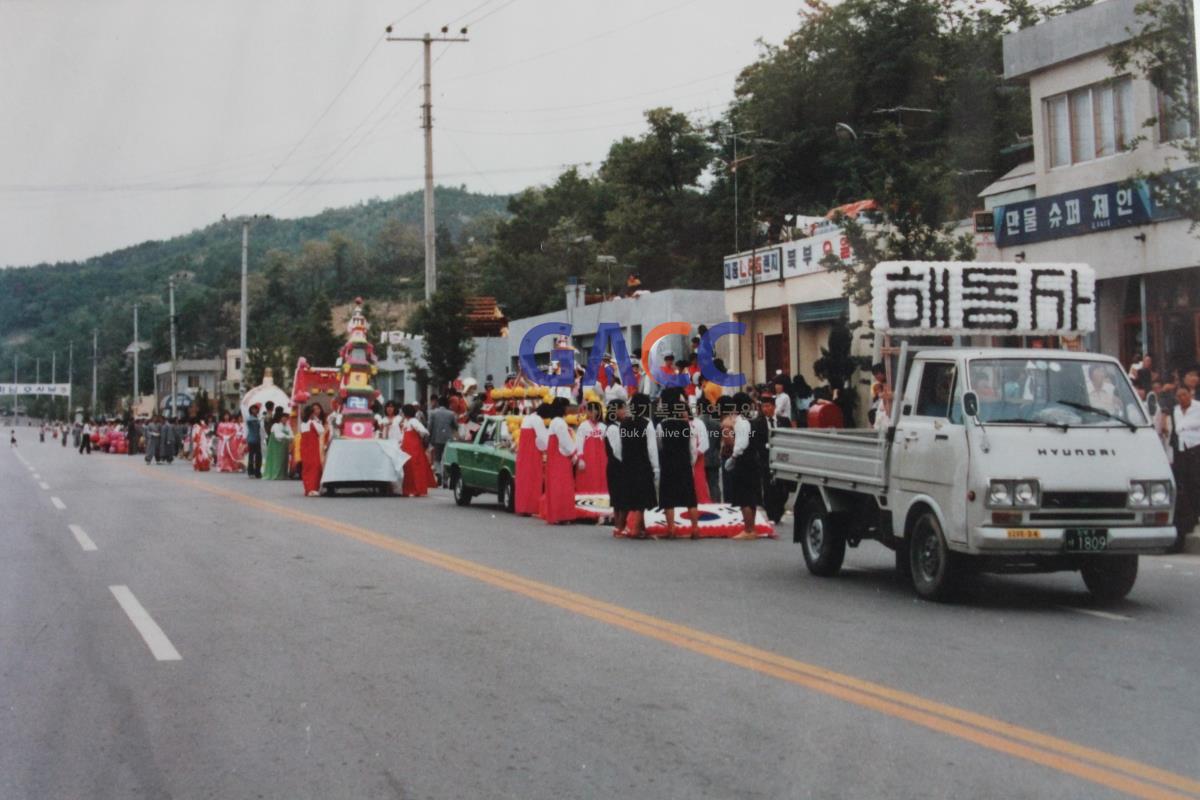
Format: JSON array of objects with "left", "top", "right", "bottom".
[{"left": 769, "top": 347, "right": 1176, "bottom": 602}]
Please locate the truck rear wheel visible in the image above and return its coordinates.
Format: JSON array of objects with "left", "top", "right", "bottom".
[
  {"left": 908, "top": 512, "right": 959, "bottom": 601},
  {"left": 798, "top": 498, "right": 846, "bottom": 577},
  {"left": 1080, "top": 555, "right": 1138, "bottom": 604}
]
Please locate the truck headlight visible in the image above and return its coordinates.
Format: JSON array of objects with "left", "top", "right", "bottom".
[
  {"left": 1146, "top": 481, "right": 1172, "bottom": 508},
  {"left": 1013, "top": 480, "right": 1039, "bottom": 508},
  {"left": 987, "top": 480, "right": 1012, "bottom": 507},
  {"left": 1128, "top": 481, "right": 1149, "bottom": 507}
]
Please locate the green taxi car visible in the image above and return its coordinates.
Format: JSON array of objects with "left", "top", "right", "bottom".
[{"left": 443, "top": 415, "right": 517, "bottom": 511}]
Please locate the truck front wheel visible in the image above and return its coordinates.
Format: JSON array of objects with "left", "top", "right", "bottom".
[
  {"left": 1080, "top": 555, "right": 1138, "bottom": 604},
  {"left": 799, "top": 498, "right": 846, "bottom": 577},
  {"left": 908, "top": 512, "right": 959, "bottom": 602}
]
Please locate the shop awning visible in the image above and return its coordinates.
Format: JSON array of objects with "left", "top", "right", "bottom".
[{"left": 794, "top": 298, "right": 849, "bottom": 323}]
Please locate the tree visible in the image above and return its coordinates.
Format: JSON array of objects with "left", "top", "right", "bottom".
[
  {"left": 290, "top": 290, "right": 342, "bottom": 366},
  {"left": 1109, "top": 0, "right": 1200, "bottom": 230},
  {"left": 410, "top": 279, "right": 476, "bottom": 396},
  {"left": 812, "top": 319, "right": 871, "bottom": 426}
]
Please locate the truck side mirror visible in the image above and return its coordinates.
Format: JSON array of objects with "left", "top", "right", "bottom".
[
  {"left": 1146, "top": 392, "right": 1158, "bottom": 416},
  {"left": 963, "top": 391, "right": 979, "bottom": 418}
]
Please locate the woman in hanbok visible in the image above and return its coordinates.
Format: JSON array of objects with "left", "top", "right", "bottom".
[
  {"left": 216, "top": 412, "right": 240, "bottom": 472},
  {"left": 400, "top": 404, "right": 435, "bottom": 497},
  {"left": 379, "top": 401, "right": 404, "bottom": 445},
  {"left": 605, "top": 400, "right": 629, "bottom": 536},
  {"left": 573, "top": 401, "right": 608, "bottom": 495},
  {"left": 616, "top": 393, "right": 659, "bottom": 539},
  {"left": 262, "top": 407, "right": 292, "bottom": 480},
  {"left": 515, "top": 403, "right": 551, "bottom": 516},
  {"left": 540, "top": 398, "right": 577, "bottom": 524},
  {"left": 299, "top": 403, "right": 328, "bottom": 496},
  {"left": 191, "top": 416, "right": 212, "bottom": 472},
  {"left": 690, "top": 403, "right": 711, "bottom": 504},
  {"left": 233, "top": 412, "right": 248, "bottom": 470},
  {"left": 657, "top": 388, "right": 700, "bottom": 538}
]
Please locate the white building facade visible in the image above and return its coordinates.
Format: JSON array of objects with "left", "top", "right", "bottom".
[{"left": 982, "top": 0, "right": 1199, "bottom": 370}]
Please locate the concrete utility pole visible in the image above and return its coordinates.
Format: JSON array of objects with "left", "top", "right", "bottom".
[
  {"left": 51, "top": 352, "right": 56, "bottom": 420},
  {"left": 386, "top": 27, "right": 469, "bottom": 301},
  {"left": 68, "top": 342, "right": 73, "bottom": 419},
  {"left": 91, "top": 329, "right": 98, "bottom": 417},
  {"left": 169, "top": 276, "right": 178, "bottom": 415},
  {"left": 132, "top": 304, "right": 139, "bottom": 411},
  {"left": 11, "top": 355, "right": 16, "bottom": 418},
  {"left": 221, "top": 214, "right": 269, "bottom": 382}
]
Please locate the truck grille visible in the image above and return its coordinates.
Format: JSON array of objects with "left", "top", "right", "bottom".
[{"left": 1041, "top": 491, "right": 1127, "bottom": 510}]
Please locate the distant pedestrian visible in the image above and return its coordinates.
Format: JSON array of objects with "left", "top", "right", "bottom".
[
  {"left": 78, "top": 420, "right": 93, "bottom": 454},
  {"left": 9, "top": 429, "right": 15, "bottom": 447},
  {"left": 1170, "top": 386, "right": 1200, "bottom": 553},
  {"left": 426, "top": 396, "right": 457, "bottom": 485},
  {"left": 244, "top": 404, "right": 262, "bottom": 478}
]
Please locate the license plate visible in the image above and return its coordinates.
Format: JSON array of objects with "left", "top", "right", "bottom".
[{"left": 1064, "top": 528, "right": 1108, "bottom": 552}]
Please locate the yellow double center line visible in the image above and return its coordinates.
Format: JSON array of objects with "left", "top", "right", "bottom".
[{"left": 141, "top": 467, "right": 1200, "bottom": 800}]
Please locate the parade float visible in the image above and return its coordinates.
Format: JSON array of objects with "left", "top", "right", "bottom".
[
  {"left": 314, "top": 299, "right": 407, "bottom": 495},
  {"left": 240, "top": 368, "right": 291, "bottom": 420}
]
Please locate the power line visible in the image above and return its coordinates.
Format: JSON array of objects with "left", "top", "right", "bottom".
[
  {"left": 461, "top": 0, "right": 519, "bottom": 28},
  {"left": 270, "top": 53, "right": 424, "bottom": 213},
  {"left": 444, "top": 0, "right": 501, "bottom": 27},
  {"left": 225, "top": 34, "right": 385, "bottom": 215},
  {"left": 443, "top": 0, "right": 704, "bottom": 84}
]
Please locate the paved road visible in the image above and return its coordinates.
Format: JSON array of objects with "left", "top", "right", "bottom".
[{"left": 3, "top": 438, "right": 1199, "bottom": 800}]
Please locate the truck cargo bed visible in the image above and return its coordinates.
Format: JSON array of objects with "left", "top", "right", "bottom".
[{"left": 769, "top": 428, "right": 889, "bottom": 493}]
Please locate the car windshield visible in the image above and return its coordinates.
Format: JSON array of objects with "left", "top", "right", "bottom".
[{"left": 967, "top": 358, "right": 1147, "bottom": 427}]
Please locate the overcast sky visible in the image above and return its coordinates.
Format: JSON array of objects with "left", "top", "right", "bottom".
[{"left": 0, "top": 0, "right": 805, "bottom": 267}]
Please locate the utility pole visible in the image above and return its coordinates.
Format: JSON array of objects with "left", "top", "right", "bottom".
[
  {"left": 68, "top": 342, "right": 73, "bottom": 421},
  {"left": 169, "top": 276, "right": 178, "bottom": 416},
  {"left": 91, "top": 329, "right": 98, "bottom": 417},
  {"left": 11, "top": 355, "right": 16, "bottom": 419},
  {"left": 51, "top": 351, "right": 56, "bottom": 420},
  {"left": 387, "top": 26, "right": 469, "bottom": 301},
  {"left": 240, "top": 222, "right": 248, "bottom": 363},
  {"left": 221, "top": 214, "right": 269, "bottom": 387},
  {"left": 132, "top": 304, "right": 139, "bottom": 413}
]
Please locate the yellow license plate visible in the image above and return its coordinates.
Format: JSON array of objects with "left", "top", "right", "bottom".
[{"left": 1006, "top": 529, "right": 1042, "bottom": 540}]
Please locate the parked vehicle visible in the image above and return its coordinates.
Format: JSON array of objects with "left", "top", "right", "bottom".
[
  {"left": 770, "top": 347, "right": 1175, "bottom": 602},
  {"left": 442, "top": 415, "right": 517, "bottom": 511}
]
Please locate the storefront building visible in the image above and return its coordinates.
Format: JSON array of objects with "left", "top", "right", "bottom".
[
  {"left": 981, "top": 0, "right": 1199, "bottom": 372},
  {"left": 722, "top": 224, "right": 870, "bottom": 389}
]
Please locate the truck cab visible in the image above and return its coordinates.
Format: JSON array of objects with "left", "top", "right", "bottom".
[{"left": 772, "top": 348, "right": 1176, "bottom": 602}]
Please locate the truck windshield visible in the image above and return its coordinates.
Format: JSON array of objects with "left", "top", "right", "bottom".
[{"left": 966, "top": 358, "right": 1147, "bottom": 427}]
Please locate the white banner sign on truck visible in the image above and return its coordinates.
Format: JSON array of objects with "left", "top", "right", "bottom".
[{"left": 871, "top": 262, "right": 1096, "bottom": 335}]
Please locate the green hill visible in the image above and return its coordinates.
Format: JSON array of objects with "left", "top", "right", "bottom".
[{"left": 0, "top": 186, "right": 508, "bottom": 414}]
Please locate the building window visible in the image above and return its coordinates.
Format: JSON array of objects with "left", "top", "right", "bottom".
[
  {"left": 187, "top": 375, "right": 199, "bottom": 388},
  {"left": 1159, "top": 88, "right": 1197, "bottom": 142},
  {"left": 1046, "top": 77, "right": 1135, "bottom": 167}
]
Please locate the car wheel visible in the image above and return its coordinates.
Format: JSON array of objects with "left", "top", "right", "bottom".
[
  {"left": 498, "top": 473, "right": 515, "bottom": 513},
  {"left": 908, "top": 511, "right": 959, "bottom": 601},
  {"left": 798, "top": 497, "right": 845, "bottom": 577},
  {"left": 1081, "top": 555, "right": 1138, "bottom": 604},
  {"left": 450, "top": 468, "right": 472, "bottom": 506}
]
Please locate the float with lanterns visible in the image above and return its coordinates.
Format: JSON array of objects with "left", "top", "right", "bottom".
[{"left": 309, "top": 299, "right": 408, "bottom": 495}]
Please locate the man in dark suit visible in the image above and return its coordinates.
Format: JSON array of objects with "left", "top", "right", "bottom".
[{"left": 752, "top": 394, "right": 789, "bottom": 522}]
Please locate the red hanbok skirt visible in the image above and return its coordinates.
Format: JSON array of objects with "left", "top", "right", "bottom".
[
  {"left": 692, "top": 453, "right": 711, "bottom": 504},
  {"left": 401, "top": 428, "right": 435, "bottom": 497},
  {"left": 540, "top": 434, "right": 576, "bottom": 524},
  {"left": 300, "top": 429, "right": 324, "bottom": 494},
  {"left": 574, "top": 433, "right": 608, "bottom": 494},
  {"left": 514, "top": 432, "right": 543, "bottom": 516}
]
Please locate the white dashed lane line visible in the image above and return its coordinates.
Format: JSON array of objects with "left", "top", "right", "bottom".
[
  {"left": 50, "top": 496, "right": 65, "bottom": 511},
  {"left": 1058, "top": 606, "right": 1133, "bottom": 622},
  {"left": 109, "top": 586, "right": 181, "bottom": 661},
  {"left": 68, "top": 524, "right": 97, "bottom": 552},
  {"left": 38, "top": 481, "right": 49, "bottom": 490}
]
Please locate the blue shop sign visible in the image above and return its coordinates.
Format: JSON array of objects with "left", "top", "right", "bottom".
[{"left": 993, "top": 168, "right": 1196, "bottom": 248}]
